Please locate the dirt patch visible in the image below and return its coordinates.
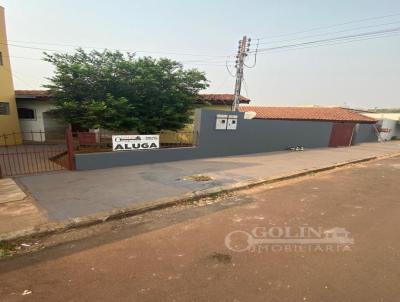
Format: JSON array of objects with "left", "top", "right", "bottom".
[
  {"left": 185, "top": 174, "right": 213, "bottom": 181},
  {"left": 208, "top": 252, "right": 232, "bottom": 264},
  {"left": 0, "top": 197, "right": 48, "bottom": 235}
]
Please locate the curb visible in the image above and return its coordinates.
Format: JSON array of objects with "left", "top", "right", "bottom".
[{"left": 1, "top": 152, "right": 399, "bottom": 242}]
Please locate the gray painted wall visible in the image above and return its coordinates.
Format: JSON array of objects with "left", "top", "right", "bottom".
[
  {"left": 352, "top": 123, "right": 378, "bottom": 145},
  {"left": 196, "top": 109, "right": 333, "bottom": 156},
  {"left": 75, "top": 109, "right": 376, "bottom": 170}
]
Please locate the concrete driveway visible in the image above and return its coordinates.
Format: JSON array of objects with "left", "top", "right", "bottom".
[{"left": 15, "top": 142, "right": 400, "bottom": 221}]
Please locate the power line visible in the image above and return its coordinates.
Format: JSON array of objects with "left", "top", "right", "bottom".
[
  {"left": 256, "top": 12, "right": 400, "bottom": 40},
  {"left": 257, "top": 20, "right": 400, "bottom": 46},
  {"left": 7, "top": 55, "right": 44, "bottom": 61},
  {"left": 225, "top": 56, "right": 236, "bottom": 77},
  {"left": 2, "top": 64, "right": 37, "bottom": 89},
  {"left": 11, "top": 71, "right": 38, "bottom": 89},
  {"left": 5, "top": 54, "right": 235, "bottom": 67},
  {"left": 0, "top": 42, "right": 236, "bottom": 65},
  {"left": 244, "top": 39, "right": 259, "bottom": 68},
  {"left": 242, "top": 77, "right": 250, "bottom": 99},
  {"left": 252, "top": 27, "right": 400, "bottom": 54},
  {"left": 212, "top": 74, "right": 231, "bottom": 94},
  {"left": 258, "top": 31, "right": 400, "bottom": 55},
  {"left": 3, "top": 40, "right": 230, "bottom": 58}
]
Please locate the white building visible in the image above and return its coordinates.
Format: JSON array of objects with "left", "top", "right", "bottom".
[
  {"left": 362, "top": 113, "right": 400, "bottom": 141},
  {"left": 15, "top": 90, "right": 65, "bottom": 142}
]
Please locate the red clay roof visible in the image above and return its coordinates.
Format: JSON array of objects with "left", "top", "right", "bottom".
[
  {"left": 14, "top": 91, "right": 251, "bottom": 105},
  {"left": 240, "top": 106, "right": 376, "bottom": 123},
  {"left": 196, "top": 94, "right": 251, "bottom": 105},
  {"left": 15, "top": 90, "right": 53, "bottom": 99}
]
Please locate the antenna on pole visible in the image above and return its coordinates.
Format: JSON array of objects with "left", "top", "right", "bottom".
[{"left": 231, "top": 36, "right": 251, "bottom": 111}]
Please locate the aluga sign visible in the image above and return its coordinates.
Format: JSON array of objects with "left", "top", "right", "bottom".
[{"left": 112, "top": 135, "right": 160, "bottom": 151}]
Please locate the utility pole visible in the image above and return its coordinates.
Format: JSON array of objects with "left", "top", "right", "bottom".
[{"left": 231, "top": 35, "right": 251, "bottom": 111}]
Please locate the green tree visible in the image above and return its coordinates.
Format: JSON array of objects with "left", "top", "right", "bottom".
[{"left": 44, "top": 49, "right": 208, "bottom": 133}]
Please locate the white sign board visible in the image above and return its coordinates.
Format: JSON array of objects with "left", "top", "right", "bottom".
[{"left": 112, "top": 135, "right": 159, "bottom": 151}]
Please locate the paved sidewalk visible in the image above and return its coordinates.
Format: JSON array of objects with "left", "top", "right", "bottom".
[
  {"left": 12, "top": 141, "right": 400, "bottom": 223},
  {"left": 0, "top": 178, "right": 26, "bottom": 204},
  {"left": 0, "top": 179, "right": 47, "bottom": 234}
]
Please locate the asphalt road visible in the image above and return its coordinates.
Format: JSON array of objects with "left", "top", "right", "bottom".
[{"left": 1, "top": 156, "right": 400, "bottom": 302}]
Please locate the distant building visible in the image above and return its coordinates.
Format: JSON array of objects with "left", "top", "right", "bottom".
[
  {"left": 0, "top": 6, "right": 21, "bottom": 144},
  {"left": 361, "top": 112, "right": 400, "bottom": 140}
]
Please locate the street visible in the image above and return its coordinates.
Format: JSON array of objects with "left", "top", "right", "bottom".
[{"left": 1, "top": 156, "right": 400, "bottom": 302}]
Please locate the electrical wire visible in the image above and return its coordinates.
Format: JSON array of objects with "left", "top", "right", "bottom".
[
  {"left": 242, "top": 77, "right": 250, "bottom": 99},
  {"left": 256, "top": 12, "right": 400, "bottom": 40},
  {"left": 2, "top": 64, "right": 37, "bottom": 89},
  {"left": 257, "top": 20, "right": 400, "bottom": 46},
  {"left": 3, "top": 40, "right": 230, "bottom": 58},
  {"left": 225, "top": 56, "right": 236, "bottom": 77},
  {"left": 215, "top": 74, "right": 231, "bottom": 92},
  {"left": 244, "top": 38, "right": 259, "bottom": 68},
  {"left": 5, "top": 54, "right": 235, "bottom": 67},
  {"left": 252, "top": 27, "right": 400, "bottom": 55},
  {"left": 258, "top": 31, "right": 400, "bottom": 55}
]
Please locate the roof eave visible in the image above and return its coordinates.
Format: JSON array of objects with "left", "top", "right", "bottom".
[{"left": 253, "top": 117, "right": 377, "bottom": 123}]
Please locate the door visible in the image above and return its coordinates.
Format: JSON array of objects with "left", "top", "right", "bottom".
[
  {"left": 329, "top": 123, "right": 355, "bottom": 147},
  {"left": 43, "top": 112, "right": 67, "bottom": 142}
]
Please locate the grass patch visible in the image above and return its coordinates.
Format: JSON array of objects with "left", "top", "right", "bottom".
[{"left": 0, "top": 241, "right": 16, "bottom": 258}]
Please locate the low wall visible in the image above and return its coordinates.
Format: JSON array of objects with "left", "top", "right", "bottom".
[
  {"left": 75, "top": 109, "right": 377, "bottom": 170},
  {"left": 75, "top": 147, "right": 201, "bottom": 170}
]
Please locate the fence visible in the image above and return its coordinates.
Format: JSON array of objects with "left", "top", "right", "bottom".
[
  {"left": 0, "top": 130, "right": 73, "bottom": 177},
  {"left": 74, "top": 130, "right": 196, "bottom": 153},
  {"left": 0, "top": 128, "right": 197, "bottom": 176}
]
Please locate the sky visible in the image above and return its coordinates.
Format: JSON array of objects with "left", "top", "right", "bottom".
[{"left": 0, "top": 0, "right": 399, "bottom": 108}]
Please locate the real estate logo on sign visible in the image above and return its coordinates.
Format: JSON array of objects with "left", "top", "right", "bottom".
[{"left": 112, "top": 135, "right": 160, "bottom": 151}]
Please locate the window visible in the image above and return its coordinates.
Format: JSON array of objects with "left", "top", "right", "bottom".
[
  {"left": 0, "top": 52, "right": 3, "bottom": 65},
  {"left": 18, "top": 107, "right": 35, "bottom": 119},
  {"left": 0, "top": 102, "right": 10, "bottom": 115}
]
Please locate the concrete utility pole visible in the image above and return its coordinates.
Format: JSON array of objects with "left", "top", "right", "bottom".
[{"left": 231, "top": 35, "right": 251, "bottom": 111}]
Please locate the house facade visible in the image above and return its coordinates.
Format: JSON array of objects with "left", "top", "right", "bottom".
[
  {"left": 15, "top": 90, "right": 66, "bottom": 142},
  {"left": 14, "top": 91, "right": 251, "bottom": 143},
  {"left": 0, "top": 6, "right": 21, "bottom": 144}
]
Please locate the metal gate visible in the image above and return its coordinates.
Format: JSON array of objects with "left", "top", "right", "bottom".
[
  {"left": 329, "top": 123, "right": 355, "bottom": 147},
  {"left": 0, "top": 130, "right": 74, "bottom": 177}
]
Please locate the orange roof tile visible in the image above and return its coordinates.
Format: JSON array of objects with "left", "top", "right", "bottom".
[
  {"left": 14, "top": 91, "right": 251, "bottom": 106},
  {"left": 15, "top": 90, "right": 53, "bottom": 99},
  {"left": 240, "top": 106, "right": 376, "bottom": 123}
]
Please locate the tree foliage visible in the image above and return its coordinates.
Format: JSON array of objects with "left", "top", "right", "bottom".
[{"left": 44, "top": 49, "right": 208, "bottom": 133}]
